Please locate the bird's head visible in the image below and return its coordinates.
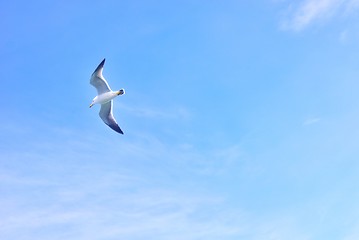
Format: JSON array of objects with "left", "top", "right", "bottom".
[{"left": 117, "top": 89, "right": 125, "bottom": 95}]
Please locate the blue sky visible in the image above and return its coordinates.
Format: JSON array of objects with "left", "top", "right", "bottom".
[{"left": 1, "top": 0, "right": 359, "bottom": 239}]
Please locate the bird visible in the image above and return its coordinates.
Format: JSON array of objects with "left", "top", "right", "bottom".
[{"left": 89, "top": 58, "right": 125, "bottom": 134}]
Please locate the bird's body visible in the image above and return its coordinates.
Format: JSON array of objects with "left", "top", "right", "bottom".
[
  {"left": 89, "top": 59, "right": 125, "bottom": 134},
  {"left": 91, "top": 91, "right": 121, "bottom": 106}
]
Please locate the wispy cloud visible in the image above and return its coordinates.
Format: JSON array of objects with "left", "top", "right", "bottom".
[
  {"left": 0, "top": 121, "right": 245, "bottom": 240},
  {"left": 303, "top": 117, "right": 321, "bottom": 125},
  {"left": 3, "top": 104, "right": 359, "bottom": 239},
  {"left": 0, "top": 166, "right": 313, "bottom": 240},
  {"left": 118, "top": 102, "right": 191, "bottom": 120},
  {"left": 343, "top": 222, "right": 359, "bottom": 240},
  {"left": 0, "top": 182, "right": 244, "bottom": 240},
  {"left": 0, "top": 149, "right": 245, "bottom": 240},
  {"left": 280, "top": 0, "right": 359, "bottom": 31}
]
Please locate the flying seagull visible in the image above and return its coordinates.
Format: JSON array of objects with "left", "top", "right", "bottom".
[{"left": 89, "top": 58, "right": 125, "bottom": 134}]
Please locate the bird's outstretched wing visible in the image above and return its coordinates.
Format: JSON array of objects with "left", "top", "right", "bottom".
[
  {"left": 99, "top": 101, "right": 124, "bottom": 134},
  {"left": 90, "top": 58, "right": 112, "bottom": 95}
]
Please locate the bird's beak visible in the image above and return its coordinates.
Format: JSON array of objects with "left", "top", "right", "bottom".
[{"left": 89, "top": 103, "right": 93, "bottom": 108}]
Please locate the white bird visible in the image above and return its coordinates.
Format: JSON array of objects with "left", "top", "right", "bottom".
[{"left": 89, "top": 58, "right": 125, "bottom": 134}]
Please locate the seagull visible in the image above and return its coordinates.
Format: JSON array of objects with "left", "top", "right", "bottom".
[{"left": 89, "top": 58, "right": 125, "bottom": 134}]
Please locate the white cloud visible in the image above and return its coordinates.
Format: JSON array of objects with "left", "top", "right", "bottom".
[
  {"left": 0, "top": 167, "right": 313, "bottom": 240},
  {"left": 280, "top": 0, "right": 359, "bottom": 31},
  {"left": 0, "top": 169, "right": 245, "bottom": 240},
  {"left": 0, "top": 120, "right": 308, "bottom": 240},
  {"left": 343, "top": 223, "right": 359, "bottom": 240},
  {"left": 118, "top": 102, "right": 191, "bottom": 120},
  {"left": 3, "top": 109, "right": 359, "bottom": 239},
  {"left": 0, "top": 121, "right": 246, "bottom": 240},
  {"left": 303, "top": 117, "right": 321, "bottom": 125}
]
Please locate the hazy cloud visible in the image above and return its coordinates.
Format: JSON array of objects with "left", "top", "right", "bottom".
[
  {"left": 303, "top": 117, "right": 321, "bottom": 125},
  {"left": 118, "top": 102, "right": 191, "bottom": 120},
  {"left": 280, "top": 0, "right": 359, "bottom": 31}
]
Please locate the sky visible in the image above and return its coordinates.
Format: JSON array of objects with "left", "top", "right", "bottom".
[{"left": 1, "top": 0, "right": 359, "bottom": 239}]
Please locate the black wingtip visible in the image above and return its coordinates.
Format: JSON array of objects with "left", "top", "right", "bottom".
[
  {"left": 114, "top": 127, "right": 124, "bottom": 135},
  {"left": 116, "top": 127, "right": 124, "bottom": 134},
  {"left": 92, "top": 58, "right": 106, "bottom": 75},
  {"left": 107, "top": 122, "right": 124, "bottom": 134}
]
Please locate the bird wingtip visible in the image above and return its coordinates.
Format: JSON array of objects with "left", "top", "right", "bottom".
[
  {"left": 109, "top": 123, "right": 124, "bottom": 134},
  {"left": 92, "top": 58, "right": 106, "bottom": 75}
]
